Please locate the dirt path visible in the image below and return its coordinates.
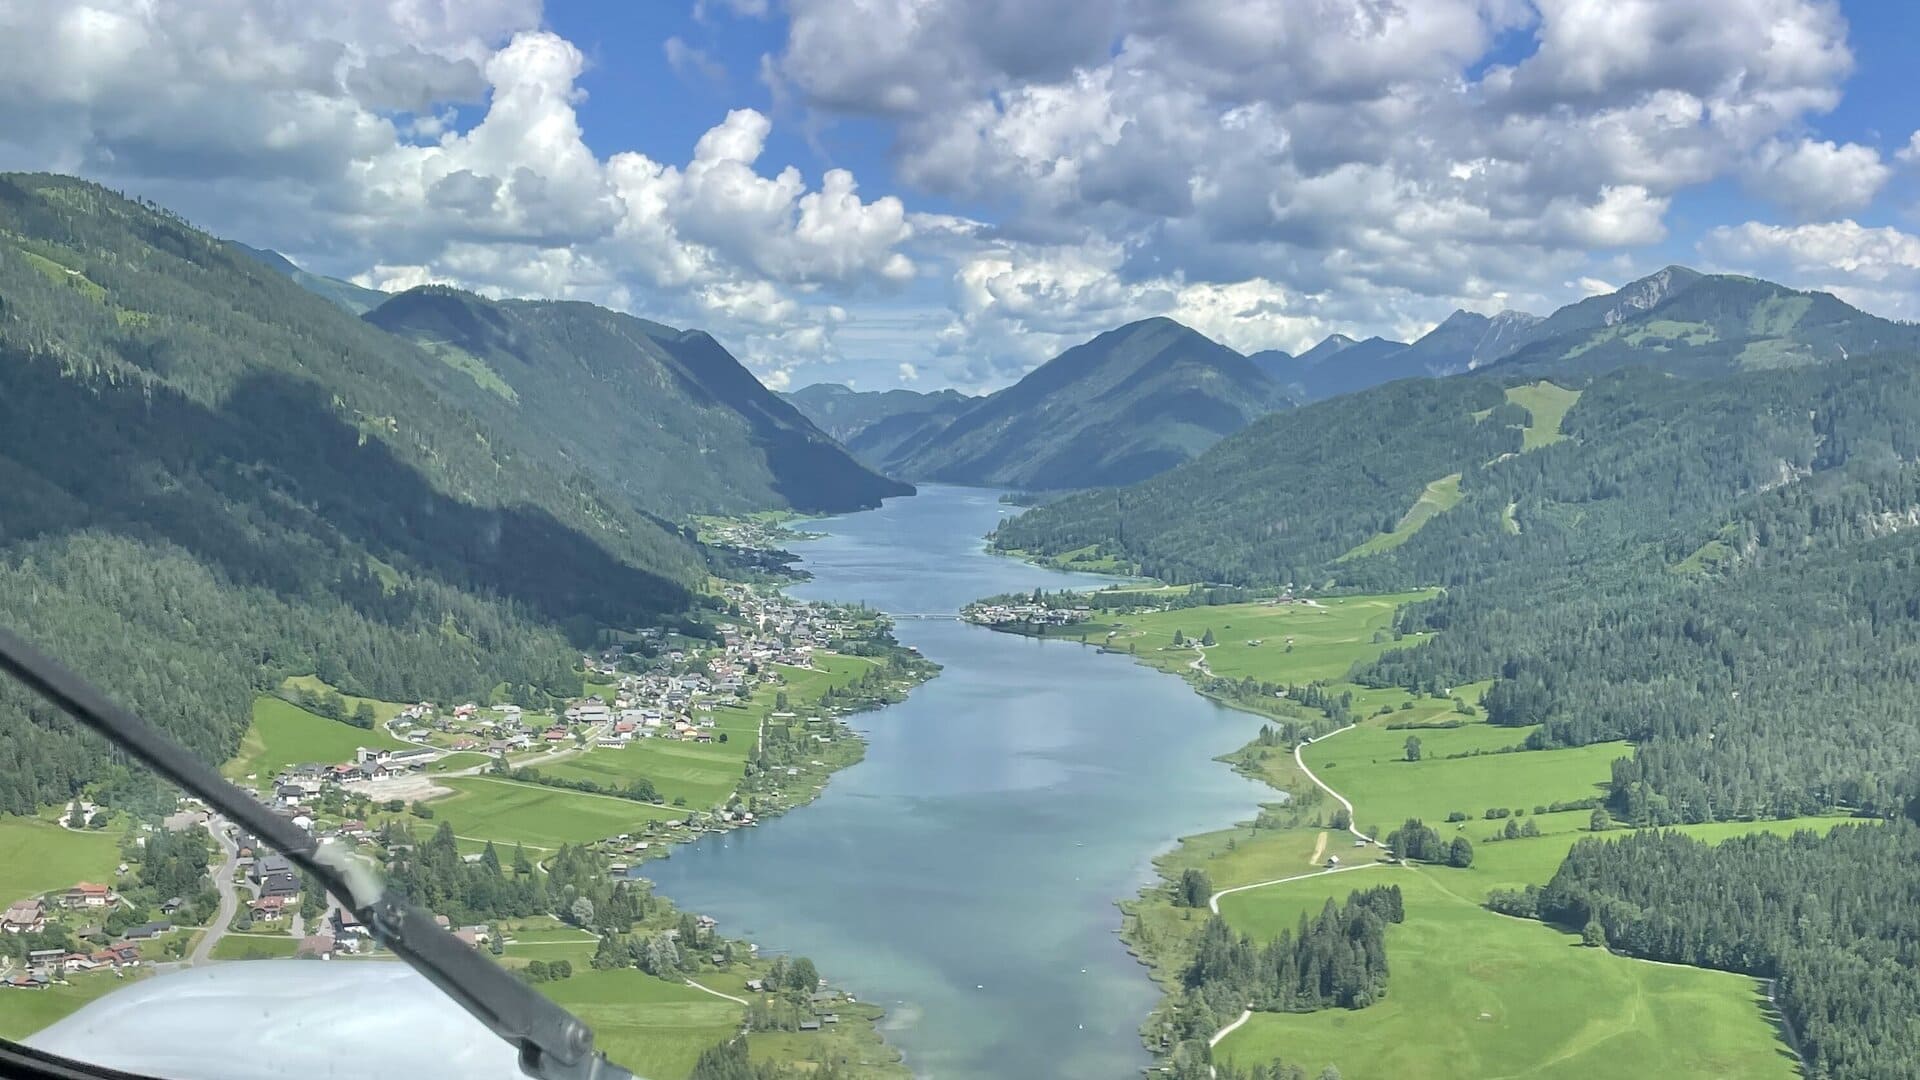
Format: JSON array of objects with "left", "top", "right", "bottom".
[
  {"left": 685, "top": 978, "right": 748, "bottom": 1006},
  {"left": 1210, "top": 1008, "right": 1252, "bottom": 1048},
  {"left": 1206, "top": 863, "right": 1384, "bottom": 914},
  {"left": 1308, "top": 830, "right": 1327, "bottom": 867}
]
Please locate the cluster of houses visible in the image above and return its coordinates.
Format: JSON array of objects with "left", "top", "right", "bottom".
[
  {"left": 1, "top": 888, "right": 162, "bottom": 989},
  {"left": 963, "top": 599, "right": 1091, "bottom": 627},
  {"left": 572, "top": 585, "right": 851, "bottom": 751},
  {"left": 271, "top": 745, "right": 440, "bottom": 799}
]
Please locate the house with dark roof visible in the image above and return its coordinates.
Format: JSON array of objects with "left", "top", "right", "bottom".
[{"left": 258, "top": 871, "right": 300, "bottom": 899}]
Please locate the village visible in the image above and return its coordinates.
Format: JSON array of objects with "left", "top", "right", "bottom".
[{"left": 2, "top": 578, "right": 931, "bottom": 1043}]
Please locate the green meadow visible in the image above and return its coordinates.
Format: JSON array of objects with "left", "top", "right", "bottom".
[
  {"left": 1339, "top": 474, "right": 1465, "bottom": 560},
  {"left": 222, "top": 695, "right": 409, "bottom": 783},
  {"left": 280, "top": 675, "right": 413, "bottom": 725},
  {"left": 541, "top": 969, "right": 741, "bottom": 1080},
  {"left": 1504, "top": 381, "right": 1583, "bottom": 450},
  {"left": 0, "top": 814, "right": 120, "bottom": 904},
  {"left": 1106, "top": 587, "right": 1812, "bottom": 1079},
  {"left": 1301, "top": 731, "right": 1625, "bottom": 828},
  {"left": 1110, "top": 591, "right": 1437, "bottom": 684},
  {"left": 425, "top": 776, "right": 687, "bottom": 849},
  {"left": 1214, "top": 869, "right": 1792, "bottom": 1080},
  {"left": 209, "top": 932, "right": 302, "bottom": 961},
  {"left": 0, "top": 973, "right": 149, "bottom": 1041}
]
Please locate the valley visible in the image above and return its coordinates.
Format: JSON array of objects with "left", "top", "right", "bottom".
[{"left": 3, "top": 165, "right": 1920, "bottom": 1080}]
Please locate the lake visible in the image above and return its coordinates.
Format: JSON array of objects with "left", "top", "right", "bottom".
[{"left": 643, "top": 485, "right": 1271, "bottom": 1078}]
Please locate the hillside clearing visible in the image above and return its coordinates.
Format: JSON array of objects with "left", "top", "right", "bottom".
[
  {"left": 1504, "top": 382, "right": 1582, "bottom": 450},
  {"left": 1339, "top": 474, "right": 1465, "bottom": 559}
]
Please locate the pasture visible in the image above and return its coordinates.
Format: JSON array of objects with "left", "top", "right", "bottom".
[
  {"left": 1214, "top": 869, "right": 1795, "bottom": 1080},
  {"left": 541, "top": 970, "right": 741, "bottom": 1080},
  {"left": 424, "top": 777, "right": 686, "bottom": 849},
  {"left": 1340, "top": 474, "right": 1465, "bottom": 560},
  {"left": 0, "top": 972, "right": 149, "bottom": 1041},
  {"left": 1504, "top": 381, "right": 1582, "bottom": 450},
  {"left": 222, "top": 695, "right": 409, "bottom": 783},
  {"left": 0, "top": 814, "right": 120, "bottom": 905},
  {"left": 1302, "top": 728, "right": 1625, "bottom": 828},
  {"left": 1113, "top": 592, "right": 1437, "bottom": 684}
]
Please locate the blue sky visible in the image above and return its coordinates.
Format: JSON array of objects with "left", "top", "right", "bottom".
[{"left": 2, "top": 0, "right": 1916, "bottom": 393}]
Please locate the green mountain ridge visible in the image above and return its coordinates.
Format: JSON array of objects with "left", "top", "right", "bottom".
[
  {"left": 1490, "top": 267, "right": 1920, "bottom": 377},
  {"left": 230, "top": 241, "right": 390, "bottom": 315},
  {"left": 783, "top": 383, "right": 977, "bottom": 472},
  {"left": 886, "top": 316, "right": 1297, "bottom": 490},
  {"left": 366, "top": 287, "right": 911, "bottom": 517}
]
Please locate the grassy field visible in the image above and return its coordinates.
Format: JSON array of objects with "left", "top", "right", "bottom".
[
  {"left": 0, "top": 814, "right": 121, "bottom": 904},
  {"left": 210, "top": 932, "right": 301, "bottom": 961},
  {"left": 541, "top": 970, "right": 741, "bottom": 1080},
  {"left": 423, "top": 776, "right": 687, "bottom": 848},
  {"left": 1340, "top": 474, "right": 1465, "bottom": 560},
  {"left": 1505, "top": 381, "right": 1582, "bottom": 450},
  {"left": 1109, "top": 592, "right": 1437, "bottom": 685},
  {"left": 223, "top": 695, "right": 410, "bottom": 783},
  {"left": 0, "top": 972, "right": 149, "bottom": 1041},
  {"left": 1302, "top": 731, "right": 1625, "bottom": 828},
  {"left": 1214, "top": 869, "right": 1794, "bottom": 1080},
  {"left": 1099, "top": 588, "right": 1811, "bottom": 1078},
  {"left": 1462, "top": 814, "right": 1858, "bottom": 904}
]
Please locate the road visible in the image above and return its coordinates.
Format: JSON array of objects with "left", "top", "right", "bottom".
[
  {"left": 1295, "top": 724, "right": 1372, "bottom": 842},
  {"left": 188, "top": 816, "right": 242, "bottom": 966},
  {"left": 1198, "top": 711, "right": 1382, "bottom": 1053}
]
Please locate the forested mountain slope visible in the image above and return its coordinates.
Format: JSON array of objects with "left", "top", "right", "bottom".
[
  {"left": 784, "top": 383, "right": 975, "bottom": 443},
  {"left": 991, "top": 376, "right": 1520, "bottom": 583},
  {"left": 782, "top": 383, "right": 975, "bottom": 471},
  {"left": 1001, "top": 352, "right": 1920, "bottom": 819},
  {"left": 887, "top": 317, "right": 1296, "bottom": 489},
  {"left": 0, "top": 174, "right": 705, "bottom": 811},
  {"left": 1239, "top": 266, "right": 1914, "bottom": 407},
  {"left": 231, "top": 242, "right": 389, "bottom": 314},
  {"left": 367, "top": 288, "right": 910, "bottom": 515}
]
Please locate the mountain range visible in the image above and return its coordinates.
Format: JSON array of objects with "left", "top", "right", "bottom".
[{"left": 789, "top": 264, "right": 1912, "bottom": 496}]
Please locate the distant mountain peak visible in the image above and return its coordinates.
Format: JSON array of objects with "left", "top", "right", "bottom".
[
  {"left": 884, "top": 318, "right": 1293, "bottom": 490},
  {"left": 1602, "top": 265, "right": 1703, "bottom": 326}
]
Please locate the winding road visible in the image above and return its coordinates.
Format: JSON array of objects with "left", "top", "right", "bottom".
[{"left": 188, "top": 816, "right": 242, "bottom": 966}]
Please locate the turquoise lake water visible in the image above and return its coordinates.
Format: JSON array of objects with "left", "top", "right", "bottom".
[{"left": 643, "top": 485, "right": 1270, "bottom": 1078}]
